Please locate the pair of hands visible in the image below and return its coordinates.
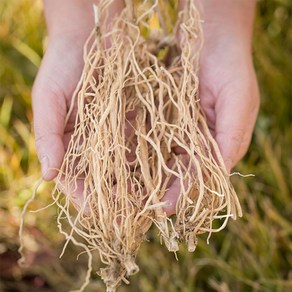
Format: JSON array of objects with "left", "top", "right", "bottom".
[{"left": 33, "top": 0, "right": 259, "bottom": 216}]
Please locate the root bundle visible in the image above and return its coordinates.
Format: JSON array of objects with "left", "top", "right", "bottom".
[{"left": 25, "top": 1, "right": 242, "bottom": 291}]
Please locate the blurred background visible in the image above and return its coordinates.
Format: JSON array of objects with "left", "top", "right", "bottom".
[{"left": 0, "top": 0, "right": 291, "bottom": 291}]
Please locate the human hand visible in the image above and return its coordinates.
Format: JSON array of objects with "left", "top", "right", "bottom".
[
  {"left": 198, "top": 0, "right": 260, "bottom": 173},
  {"left": 33, "top": 0, "right": 123, "bottom": 181},
  {"left": 162, "top": 0, "right": 260, "bottom": 215}
]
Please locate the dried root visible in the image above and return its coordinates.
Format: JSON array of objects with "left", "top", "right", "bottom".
[{"left": 21, "top": 1, "right": 242, "bottom": 291}]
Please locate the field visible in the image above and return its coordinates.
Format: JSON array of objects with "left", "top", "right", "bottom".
[{"left": 0, "top": 0, "right": 291, "bottom": 291}]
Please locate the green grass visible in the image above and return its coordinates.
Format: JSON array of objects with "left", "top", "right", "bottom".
[{"left": 0, "top": 0, "right": 291, "bottom": 291}]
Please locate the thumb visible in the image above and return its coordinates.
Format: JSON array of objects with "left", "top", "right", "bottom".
[
  {"left": 32, "top": 47, "right": 67, "bottom": 181},
  {"left": 215, "top": 74, "right": 259, "bottom": 172}
]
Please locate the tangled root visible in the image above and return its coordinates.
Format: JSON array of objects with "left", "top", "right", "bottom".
[{"left": 24, "top": 1, "right": 242, "bottom": 291}]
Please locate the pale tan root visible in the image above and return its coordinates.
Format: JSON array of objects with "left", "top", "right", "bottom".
[{"left": 35, "top": 0, "right": 243, "bottom": 291}]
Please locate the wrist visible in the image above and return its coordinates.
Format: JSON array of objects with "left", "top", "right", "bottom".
[
  {"left": 201, "top": 0, "right": 256, "bottom": 52},
  {"left": 43, "top": 0, "right": 98, "bottom": 41},
  {"left": 43, "top": 0, "right": 124, "bottom": 42}
]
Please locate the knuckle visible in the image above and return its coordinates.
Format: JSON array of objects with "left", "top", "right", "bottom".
[
  {"left": 34, "top": 135, "right": 45, "bottom": 160},
  {"left": 34, "top": 132, "right": 60, "bottom": 157},
  {"left": 34, "top": 134, "right": 45, "bottom": 149},
  {"left": 230, "top": 129, "right": 245, "bottom": 144}
]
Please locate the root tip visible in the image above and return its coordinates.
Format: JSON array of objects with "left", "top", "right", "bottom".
[
  {"left": 124, "top": 257, "right": 139, "bottom": 276},
  {"left": 166, "top": 238, "right": 179, "bottom": 252}
]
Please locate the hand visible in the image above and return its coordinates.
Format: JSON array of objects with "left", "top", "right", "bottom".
[
  {"left": 199, "top": 0, "right": 260, "bottom": 173},
  {"left": 162, "top": 0, "right": 260, "bottom": 215},
  {"left": 33, "top": 34, "right": 87, "bottom": 181},
  {"left": 199, "top": 37, "right": 260, "bottom": 173},
  {"left": 33, "top": 0, "right": 123, "bottom": 181}
]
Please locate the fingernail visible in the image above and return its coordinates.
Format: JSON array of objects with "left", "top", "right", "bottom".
[{"left": 41, "top": 156, "right": 49, "bottom": 178}]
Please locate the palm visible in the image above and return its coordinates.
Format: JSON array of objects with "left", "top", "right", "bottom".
[
  {"left": 33, "top": 34, "right": 90, "bottom": 180},
  {"left": 162, "top": 42, "right": 259, "bottom": 215},
  {"left": 199, "top": 44, "right": 259, "bottom": 170}
]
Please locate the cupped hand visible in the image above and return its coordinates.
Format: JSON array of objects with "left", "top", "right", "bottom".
[
  {"left": 33, "top": 33, "right": 87, "bottom": 181},
  {"left": 162, "top": 1, "right": 260, "bottom": 215},
  {"left": 199, "top": 33, "right": 260, "bottom": 173},
  {"left": 33, "top": 0, "right": 123, "bottom": 181}
]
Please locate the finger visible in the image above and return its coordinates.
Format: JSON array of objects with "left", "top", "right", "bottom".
[
  {"left": 161, "top": 154, "right": 191, "bottom": 216},
  {"left": 32, "top": 49, "right": 67, "bottom": 181},
  {"left": 199, "top": 82, "right": 216, "bottom": 137},
  {"left": 161, "top": 176, "right": 181, "bottom": 216},
  {"left": 215, "top": 71, "right": 259, "bottom": 172}
]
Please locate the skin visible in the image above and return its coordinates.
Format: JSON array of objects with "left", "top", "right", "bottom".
[{"left": 33, "top": 0, "right": 260, "bottom": 216}]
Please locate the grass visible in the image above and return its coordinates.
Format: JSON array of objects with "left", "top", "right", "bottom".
[{"left": 0, "top": 0, "right": 291, "bottom": 291}]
